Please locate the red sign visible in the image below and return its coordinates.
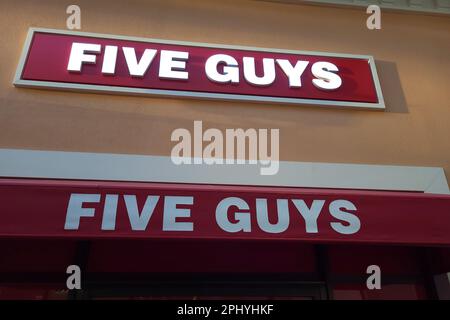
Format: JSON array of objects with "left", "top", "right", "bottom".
[
  {"left": 1, "top": 178, "right": 449, "bottom": 245},
  {"left": 14, "top": 28, "right": 384, "bottom": 109}
]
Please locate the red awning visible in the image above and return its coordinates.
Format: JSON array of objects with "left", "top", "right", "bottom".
[{"left": 0, "top": 178, "right": 449, "bottom": 245}]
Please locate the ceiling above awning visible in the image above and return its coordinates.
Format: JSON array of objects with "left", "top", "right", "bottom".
[{"left": 257, "top": 0, "right": 450, "bottom": 16}]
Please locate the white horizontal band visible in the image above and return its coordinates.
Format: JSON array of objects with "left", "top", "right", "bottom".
[{"left": 0, "top": 148, "right": 448, "bottom": 194}]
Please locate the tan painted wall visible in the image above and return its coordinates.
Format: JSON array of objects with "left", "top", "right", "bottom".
[{"left": 0, "top": 0, "right": 449, "bottom": 175}]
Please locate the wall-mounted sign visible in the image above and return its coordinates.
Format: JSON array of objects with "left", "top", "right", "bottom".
[{"left": 14, "top": 28, "right": 385, "bottom": 109}]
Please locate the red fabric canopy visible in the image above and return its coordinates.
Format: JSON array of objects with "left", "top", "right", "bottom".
[{"left": 0, "top": 178, "right": 449, "bottom": 245}]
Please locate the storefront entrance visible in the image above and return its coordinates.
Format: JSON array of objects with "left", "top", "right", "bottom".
[{"left": 1, "top": 238, "right": 448, "bottom": 300}]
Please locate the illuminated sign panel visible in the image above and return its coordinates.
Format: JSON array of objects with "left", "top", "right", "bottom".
[{"left": 14, "top": 28, "right": 384, "bottom": 109}]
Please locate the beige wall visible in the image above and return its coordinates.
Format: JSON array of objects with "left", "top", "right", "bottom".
[{"left": 0, "top": 0, "right": 449, "bottom": 175}]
